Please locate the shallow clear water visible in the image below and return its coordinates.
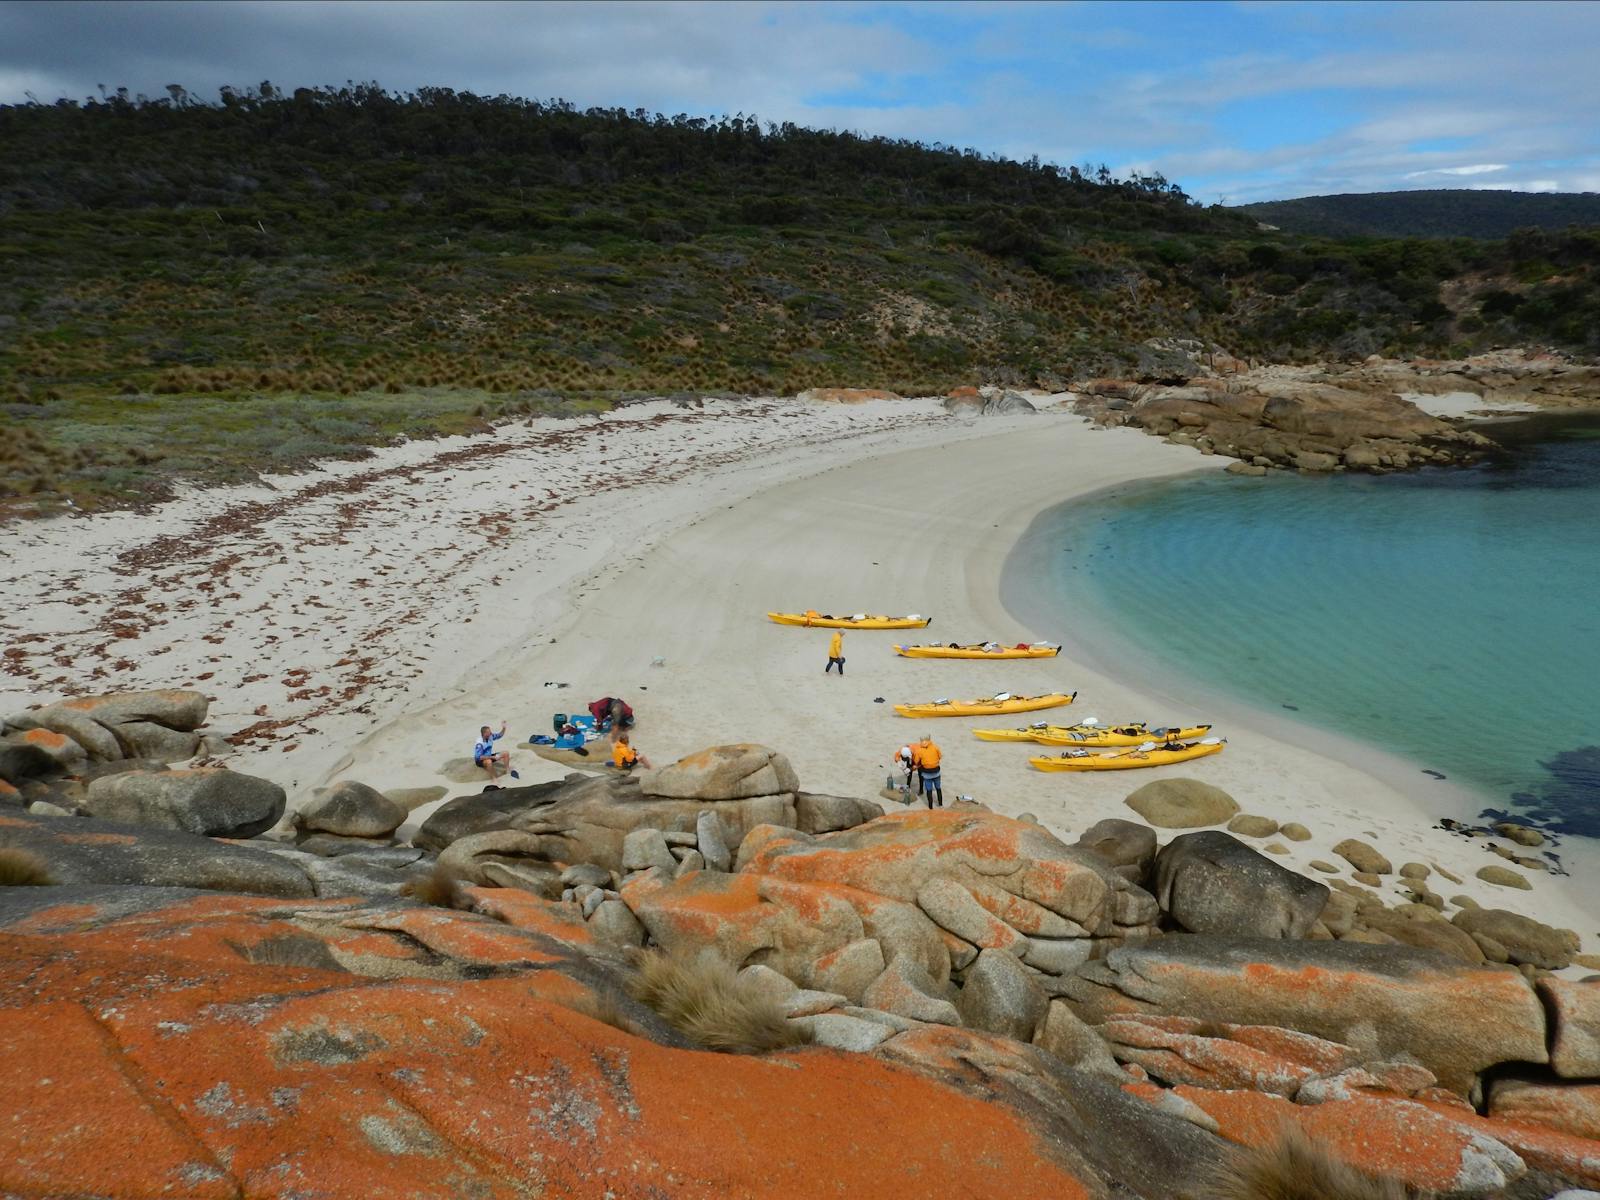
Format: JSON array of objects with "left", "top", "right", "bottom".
[{"left": 1010, "top": 412, "right": 1600, "bottom": 836}]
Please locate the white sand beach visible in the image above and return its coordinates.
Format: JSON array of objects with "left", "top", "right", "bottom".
[{"left": 4, "top": 397, "right": 1594, "bottom": 947}]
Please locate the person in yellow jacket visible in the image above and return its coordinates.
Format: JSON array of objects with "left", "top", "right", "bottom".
[
  {"left": 611, "top": 731, "right": 652, "bottom": 771},
  {"left": 825, "top": 629, "right": 845, "bottom": 675},
  {"left": 918, "top": 734, "right": 943, "bottom": 809}
]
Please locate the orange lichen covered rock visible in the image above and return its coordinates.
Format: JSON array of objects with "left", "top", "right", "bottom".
[
  {"left": 1463, "top": 1108, "right": 1600, "bottom": 1187},
  {"left": 1541, "top": 976, "right": 1600, "bottom": 1077},
  {"left": 0, "top": 888, "right": 1099, "bottom": 1199},
  {"left": 1060, "top": 935, "right": 1546, "bottom": 1093},
  {"left": 623, "top": 867, "right": 949, "bottom": 986},
  {"left": 1175, "top": 1087, "right": 1529, "bottom": 1193},
  {"left": 1096, "top": 1014, "right": 1358, "bottom": 1095},
  {"left": 14, "top": 727, "right": 88, "bottom": 773},
  {"left": 875, "top": 1024, "right": 1233, "bottom": 1195},
  {"left": 1489, "top": 1076, "right": 1600, "bottom": 1141},
  {"left": 745, "top": 808, "right": 1152, "bottom": 940},
  {"left": 638, "top": 743, "right": 799, "bottom": 800},
  {"left": 0, "top": 1003, "right": 238, "bottom": 1199},
  {"left": 7, "top": 689, "right": 210, "bottom": 764},
  {"left": 462, "top": 884, "right": 596, "bottom": 949}
]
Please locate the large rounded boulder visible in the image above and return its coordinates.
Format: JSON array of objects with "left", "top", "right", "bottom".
[
  {"left": 81, "top": 767, "right": 286, "bottom": 838},
  {"left": 295, "top": 781, "right": 406, "bottom": 839},
  {"left": 1152, "top": 831, "right": 1329, "bottom": 939},
  {"left": 1125, "top": 778, "right": 1239, "bottom": 828},
  {"left": 639, "top": 744, "right": 799, "bottom": 801}
]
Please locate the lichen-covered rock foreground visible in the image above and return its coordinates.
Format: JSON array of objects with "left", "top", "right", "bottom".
[
  {"left": 0, "top": 890, "right": 1094, "bottom": 1199},
  {"left": 2, "top": 715, "right": 1599, "bottom": 1196}
]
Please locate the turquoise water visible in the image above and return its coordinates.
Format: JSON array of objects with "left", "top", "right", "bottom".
[{"left": 1008, "top": 412, "right": 1600, "bottom": 836}]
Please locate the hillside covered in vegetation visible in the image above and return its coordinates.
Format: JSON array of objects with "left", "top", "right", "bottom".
[
  {"left": 1238, "top": 189, "right": 1600, "bottom": 240},
  {"left": 2, "top": 83, "right": 1599, "bottom": 509}
]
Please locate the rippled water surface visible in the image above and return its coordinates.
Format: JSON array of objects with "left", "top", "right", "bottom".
[{"left": 1011, "top": 412, "right": 1600, "bottom": 835}]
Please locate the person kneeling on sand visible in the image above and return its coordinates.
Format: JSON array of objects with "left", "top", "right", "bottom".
[
  {"left": 918, "top": 734, "right": 943, "bottom": 809},
  {"left": 612, "top": 732, "right": 652, "bottom": 771},
  {"left": 474, "top": 722, "right": 519, "bottom": 784}
]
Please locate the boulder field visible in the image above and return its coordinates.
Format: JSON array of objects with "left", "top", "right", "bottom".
[{"left": 2, "top": 694, "right": 1598, "bottom": 1195}]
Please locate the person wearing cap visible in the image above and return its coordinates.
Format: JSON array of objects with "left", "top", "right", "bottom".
[
  {"left": 825, "top": 628, "right": 845, "bottom": 675},
  {"left": 893, "top": 742, "right": 918, "bottom": 799},
  {"left": 918, "top": 734, "right": 943, "bottom": 809}
]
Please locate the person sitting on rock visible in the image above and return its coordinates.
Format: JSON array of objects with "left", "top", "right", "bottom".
[
  {"left": 612, "top": 731, "right": 652, "bottom": 771},
  {"left": 918, "top": 735, "right": 943, "bottom": 809},
  {"left": 474, "top": 722, "right": 518, "bottom": 784}
]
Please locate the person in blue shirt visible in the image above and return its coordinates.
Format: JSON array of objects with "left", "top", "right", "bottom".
[{"left": 473, "top": 722, "right": 519, "bottom": 784}]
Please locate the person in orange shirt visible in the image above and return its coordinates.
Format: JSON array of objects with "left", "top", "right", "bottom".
[
  {"left": 918, "top": 734, "right": 943, "bottom": 809},
  {"left": 825, "top": 629, "right": 845, "bottom": 675},
  {"left": 612, "top": 731, "right": 652, "bottom": 771}
]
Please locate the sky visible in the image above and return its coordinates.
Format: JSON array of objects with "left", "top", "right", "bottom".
[{"left": 2, "top": 0, "right": 1597, "bottom": 205}]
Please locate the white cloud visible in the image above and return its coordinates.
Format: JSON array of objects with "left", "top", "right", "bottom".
[{"left": 1405, "top": 163, "right": 1508, "bottom": 179}]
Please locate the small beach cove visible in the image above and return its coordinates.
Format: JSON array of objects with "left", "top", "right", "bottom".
[{"left": 7, "top": 395, "right": 1593, "bottom": 951}]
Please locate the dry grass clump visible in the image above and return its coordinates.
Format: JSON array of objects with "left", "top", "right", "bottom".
[
  {"left": 401, "top": 863, "right": 467, "bottom": 910},
  {"left": 626, "top": 948, "right": 812, "bottom": 1054},
  {"left": 0, "top": 848, "right": 56, "bottom": 887},
  {"left": 1206, "top": 1126, "right": 1419, "bottom": 1200}
]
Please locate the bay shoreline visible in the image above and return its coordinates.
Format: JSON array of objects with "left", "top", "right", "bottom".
[{"left": 999, "top": 478, "right": 1600, "bottom": 890}]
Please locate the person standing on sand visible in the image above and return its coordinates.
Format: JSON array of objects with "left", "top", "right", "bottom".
[
  {"left": 918, "top": 735, "right": 943, "bottom": 809},
  {"left": 474, "top": 722, "right": 519, "bottom": 784},
  {"left": 612, "top": 731, "right": 652, "bottom": 771},
  {"left": 825, "top": 629, "right": 846, "bottom": 675}
]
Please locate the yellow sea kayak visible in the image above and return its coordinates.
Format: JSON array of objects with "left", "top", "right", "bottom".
[
  {"left": 1030, "top": 738, "right": 1225, "bottom": 772},
  {"left": 894, "top": 642, "right": 1059, "bottom": 660},
  {"left": 975, "top": 722, "right": 1212, "bottom": 747},
  {"left": 895, "top": 691, "right": 1076, "bottom": 719},
  {"left": 769, "top": 612, "right": 931, "bottom": 629}
]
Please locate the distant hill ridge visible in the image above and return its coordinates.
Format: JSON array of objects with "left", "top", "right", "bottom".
[{"left": 1236, "top": 189, "right": 1600, "bottom": 239}]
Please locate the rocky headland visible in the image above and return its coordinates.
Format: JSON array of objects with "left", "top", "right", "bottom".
[
  {"left": 1065, "top": 347, "right": 1600, "bottom": 475},
  {"left": 4, "top": 690, "right": 1599, "bottom": 1197}
]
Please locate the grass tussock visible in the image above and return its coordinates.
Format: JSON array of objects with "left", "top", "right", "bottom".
[
  {"left": 626, "top": 948, "right": 813, "bottom": 1054},
  {"left": 1206, "top": 1126, "right": 1420, "bottom": 1200},
  {"left": 402, "top": 863, "right": 467, "bottom": 910},
  {"left": 0, "top": 848, "right": 55, "bottom": 887}
]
